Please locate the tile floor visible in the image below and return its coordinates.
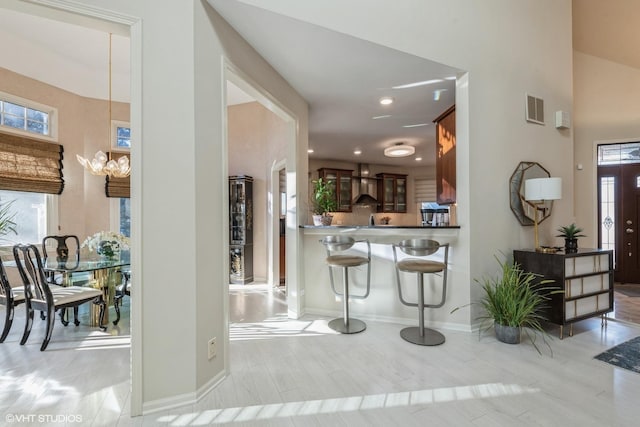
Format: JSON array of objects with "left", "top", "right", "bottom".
[{"left": 1, "top": 284, "right": 640, "bottom": 426}]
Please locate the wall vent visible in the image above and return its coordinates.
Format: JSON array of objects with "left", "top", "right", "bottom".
[{"left": 525, "top": 94, "right": 544, "bottom": 125}]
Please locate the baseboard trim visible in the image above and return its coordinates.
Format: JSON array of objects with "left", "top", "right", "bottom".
[
  {"left": 305, "top": 307, "right": 475, "bottom": 333},
  {"left": 141, "top": 370, "right": 226, "bottom": 415}
]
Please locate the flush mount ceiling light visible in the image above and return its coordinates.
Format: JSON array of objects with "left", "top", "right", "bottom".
[
  {"left": 384, "top": 142, "right": 415, "bottom": 158},
  {"left": 379, "top": 96, "right": 394, "bottom": 105},
  {"left": 76, "top": 33, "right": 130, "bottom": 178}
]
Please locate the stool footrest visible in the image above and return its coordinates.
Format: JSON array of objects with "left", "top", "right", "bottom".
[{"left": 400, "top": 326, "right": 445, "bottom": 346}]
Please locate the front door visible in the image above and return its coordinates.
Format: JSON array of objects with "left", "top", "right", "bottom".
[{"left": 598, "top": 161, "right": 640, "bottom": 283}]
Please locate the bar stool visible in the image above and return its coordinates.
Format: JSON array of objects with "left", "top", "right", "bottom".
[
  {"left": 392, "top": 239, "right": 449, "bottom": 346},
  {"left": 320, "top": 236, "right": 371, "bottom": 334}
]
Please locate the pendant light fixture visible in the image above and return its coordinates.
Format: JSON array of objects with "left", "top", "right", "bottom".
[{"left": 77, "top": 33, "right": 130, "bottom": 178}]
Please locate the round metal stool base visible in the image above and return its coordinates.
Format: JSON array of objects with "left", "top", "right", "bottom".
[
  {"left": 400, "top": 327, "right": 445, "bottom": 346},
  {"left": 328, "top": 318, "right": 366, "bottom": 334}
]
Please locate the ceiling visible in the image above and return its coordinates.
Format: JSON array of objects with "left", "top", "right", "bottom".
[{"left": 1, "top": 1, "right": 638, "bottom": 167}]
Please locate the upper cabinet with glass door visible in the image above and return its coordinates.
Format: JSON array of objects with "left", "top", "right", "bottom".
[
  {"left": 318, "top": 168, "right": 353, "bottom": 212},
  {"left": 376, "top": 173, "right": 407, "bottom": 213}
]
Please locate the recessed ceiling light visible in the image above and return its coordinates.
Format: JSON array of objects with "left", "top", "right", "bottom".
[
  {"left": 307, "top": 148, "right": 314, "bottom": 153},
  {"left": 384, "top": 142, "right": 415, "bottom": 158},
  {"left": 354, "top": 149, "right": 362, "bottom": 155},
  {"left": 444, "top": 76, "right": 457, "bottom": 80},
  {"left": 403, "top": 123, "right": 430, "bottom": 128},
  {"left": 372, "top": 115, "right": 392, "bottom": 119},
  {"left": 415, "top": 157, "right": 422, "bottom": 161},
  {"left": 392, "top": 79, "right": 443, "bottom": 89},
  {"left": 379, "top": 96, "right": 394, "bottom": 105}
]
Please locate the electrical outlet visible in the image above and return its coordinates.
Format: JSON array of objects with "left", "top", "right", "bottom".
[{"left": 208, "top": 337, "right": 217, "bottom": 360}]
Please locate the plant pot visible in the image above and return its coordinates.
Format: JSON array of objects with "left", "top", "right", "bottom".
[
  {"left": 494, "top": 323, "right": 521, "bottom": 344},
  {"left": 313, "top": 214, "right": 333, "bottom": 226},
  {"left": 565, "top": 238, "right": 578, "bottom": 253}
]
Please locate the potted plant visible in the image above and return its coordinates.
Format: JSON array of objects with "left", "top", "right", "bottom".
[
  {"left": 311, "top": 178, "right": 337, "bottom": 226},
  {"left": 0, "top": 199, "right": 17, "bottom": 242},
  {"left": 556, "top": 223, "right": 585, "bottom": 253},
  {"left": 453, "top": 255, "right": 556, "bottom": 354}
]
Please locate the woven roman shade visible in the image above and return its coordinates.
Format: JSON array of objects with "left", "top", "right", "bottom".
[
  {"left": 414, "top": 178, "right": 437, "bottom": 203},
  {"left": 105, "top": 152, "right": 130, "bottom": 198},
  {"left": 0, "top": 132, "right": 64, "bottom": 194}
]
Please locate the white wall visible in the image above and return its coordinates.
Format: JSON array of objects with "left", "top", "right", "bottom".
[
  {"left": 240, "top": 0, "right": 574, "bottom": 326},
  {"left": 6, "top": 0, "right": 574, "bottom": 414},
  {"left": 573, "top": 51, "right": 640, "bottom": 247}
]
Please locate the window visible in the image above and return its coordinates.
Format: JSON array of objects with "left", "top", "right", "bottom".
[
  {"left": 111, "top": 120, "right": 131, "bottom": 150},
  {"left": 0, "top": 91, "right": 57, "bottom": 140},
  {"left": 110, "top": 198, "right": 130, "bottom": 237},
  {"left": 0, "top": 190, "right": 57, "bottom": 246}
]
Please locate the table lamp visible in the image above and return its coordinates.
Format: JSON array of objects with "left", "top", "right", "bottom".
[{"left": 524, "top": 177, "right": 562, "bottom": 252}]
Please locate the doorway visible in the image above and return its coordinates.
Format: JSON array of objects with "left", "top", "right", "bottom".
[{"left": 597, "top": 141, "right": 640, "bottom": 323}]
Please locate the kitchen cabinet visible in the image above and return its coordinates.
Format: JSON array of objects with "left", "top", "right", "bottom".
[
  {"left": 434, "top": 105, "right": 456, "bottom": 205},
  {"left": 376, "top": 173, "right": 407, "bottom": 213},
  {"left": 318, "top": 168, "right": 353, "bottom": 212},
  {"left": 513, "top": 248, "right": 614, "bottom": 338}
]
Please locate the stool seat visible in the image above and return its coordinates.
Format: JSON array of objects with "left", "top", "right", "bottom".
[
  {"left": 397, "top": 259, "right": 445, "bottom": 274},
  {"left": 326, "top": 255, "right": 369, "bottom": 268}
]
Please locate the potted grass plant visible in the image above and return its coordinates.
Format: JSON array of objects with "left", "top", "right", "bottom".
[
  {"left": 0, "top": 199, "right": 17, "bottom": 242},
  {"left": 453, "top": 255, "right": 556, "bottom": 354},
  {"left": 311, "top": 178, "right": 337, "bottom": 226},
  {"left": 556, "top": 223, "right": 585, "bottom": 253}
]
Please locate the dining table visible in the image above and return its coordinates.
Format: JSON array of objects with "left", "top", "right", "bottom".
[{"left": 43, "top": 255, "right": 131, "bottom": 325}]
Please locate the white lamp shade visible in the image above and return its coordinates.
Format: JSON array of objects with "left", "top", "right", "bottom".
[{"left": 525, "top": 177, "right": 562, "bottom": 201}]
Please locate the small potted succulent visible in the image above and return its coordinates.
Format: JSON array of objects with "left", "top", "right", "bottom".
[
  {"left": 556, "top": 223, "right": 585, "bottom": 253},
  {"left": 311, "top": 178, "right": 337, "bottom": 226}
]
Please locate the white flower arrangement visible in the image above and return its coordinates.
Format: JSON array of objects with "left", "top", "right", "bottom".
[{"left": 82, "top": 231, "right": 130, "bottom": 254}]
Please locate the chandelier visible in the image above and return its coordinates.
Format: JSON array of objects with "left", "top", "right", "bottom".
[{"left": 77, "top": 33, "right": 130, "bottom": 178}]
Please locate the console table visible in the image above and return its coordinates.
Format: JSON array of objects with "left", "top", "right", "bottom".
[{"left": 513, "top": 248, "right": 614, "bottom": 338}]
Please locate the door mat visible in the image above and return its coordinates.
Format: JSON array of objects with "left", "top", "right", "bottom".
[
  {"left": 615, "top": 284, "right": 640, "bottom": 297},
  {"left": 594, "top": 336, "right": 640, "bottom": 374}
]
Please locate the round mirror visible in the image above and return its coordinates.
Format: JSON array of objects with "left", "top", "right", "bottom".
[{"left": 509, "top": 161, "right": 553, "bottom": 226}]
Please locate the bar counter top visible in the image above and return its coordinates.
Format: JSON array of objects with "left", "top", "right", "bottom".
[{"left": 300, "top": 225, "right": 460, "bottom": 229}]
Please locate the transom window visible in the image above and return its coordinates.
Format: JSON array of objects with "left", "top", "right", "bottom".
[
  {"left": 112, "top": 120, "right": 131, "bottom": 150},
  {"left": 598, "top": 142, "right": 640, "bottom": 165},
  {"left": 0, "top": 92, "right": 56, "bottom": 139}
]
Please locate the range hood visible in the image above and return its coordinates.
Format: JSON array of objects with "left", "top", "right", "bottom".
[{"left": 353, "top": 164, "right": 378, "bottom": 206}]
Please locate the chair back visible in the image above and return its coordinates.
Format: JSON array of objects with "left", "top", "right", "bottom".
[
  {"left": 320, "top": 235, "right": 356, "bottom": 253},
  {"left": 42, "top": 235, "right": 80, "bottom": 263},
  {"left": 13, "top": 244, "right": 53, "bottom": 306},
  {"left": 397, "top": 239, "right": 441, "bottom": 257},
  {"left": 0, "top": 256, "right": 11, "bottom": 302}
]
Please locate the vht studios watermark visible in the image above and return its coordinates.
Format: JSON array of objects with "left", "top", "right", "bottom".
[{"left": 5, "top": 414, "right": 83, "bottom": 424}]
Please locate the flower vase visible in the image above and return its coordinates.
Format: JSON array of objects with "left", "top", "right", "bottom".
[{"left": 97, "top": 240, "right": 120, "bottom": 261}]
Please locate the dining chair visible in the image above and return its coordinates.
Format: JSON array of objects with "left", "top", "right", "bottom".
[
  {"left": 13, "top": 244, "right": 106, "bottom": 351},
  {"left": 0, "top": 256, "right": 26, "bottom": 343},
  {"left": 42, "top": 235, "right": 80, "bottom": 280},
  {"left": 113, "top": 269, "right": 131, "bottom": 325}
]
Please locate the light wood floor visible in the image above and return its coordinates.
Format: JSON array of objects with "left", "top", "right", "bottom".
[{"left": 2, "top": 285, "right": 640, "bottom": 426}]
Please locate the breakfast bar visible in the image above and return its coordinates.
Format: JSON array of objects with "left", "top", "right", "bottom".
[{"left": 301, "top": 225, "right": 461, "bottom": 329}]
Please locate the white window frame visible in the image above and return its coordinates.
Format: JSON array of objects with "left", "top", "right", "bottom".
[
  {"left": 0, "top": 91, "right": 58, "bottom": 142},
  {"left": 111, "top": 120, "right": 131, "bottom": 151},
  {"left": 0, "top": 193, "right": 58, "bottom": 248}
]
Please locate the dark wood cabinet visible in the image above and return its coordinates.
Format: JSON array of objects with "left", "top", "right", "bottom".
[
  {"left": 229, "top": 176, "right": 253, "bottom": 284},
  {"left": 513, "top": 248, "right": 614, "bottom": 338},
  {"left": 434, "top": 105, "right": 456, "bottom": 205},
  {"left": 376, "top": 173, "right": 407, "bottom": 213},
  {"left": 318, "top": 168, "right": 353, "bottom": 212}
]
